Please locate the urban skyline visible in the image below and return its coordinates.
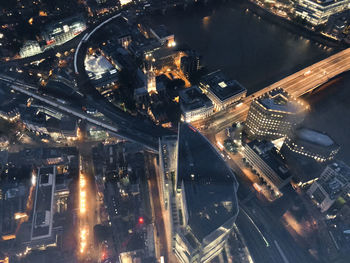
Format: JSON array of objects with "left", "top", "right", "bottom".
[{"left": 0, "top": 1, "right": 350, "bottom": 263}]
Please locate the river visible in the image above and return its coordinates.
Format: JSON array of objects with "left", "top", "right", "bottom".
[
  {"left": 153, "top": 1, "right": 350, "bottom": 163},
  {"left": 153, "top": 1, "right": 339, "bottom": 93}
]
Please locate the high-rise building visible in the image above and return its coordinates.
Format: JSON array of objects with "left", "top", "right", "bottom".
[
  {"left": 159, "top": 124, "right": 239, "bottom": 263},
  {"left": 294, "top": 0, "right": 350, "bottom": 26},
  {"left": 307, "top": 161, "right": 350, "bottom": 212},
  {"left": 244, "top": 88, "right": 307, "bottom": 140}
]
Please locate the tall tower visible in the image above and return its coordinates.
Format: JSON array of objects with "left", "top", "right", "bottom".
[{"left": 146, "top": 65, "right": 157, "bottom": 94}]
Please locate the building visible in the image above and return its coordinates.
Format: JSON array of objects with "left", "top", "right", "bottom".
[
  {"left": 146, "top": 66, "right": 157, "bottom": 94},
  {"left": 0, "top": 148, "right": 78, "bottom": 257},
  {"left": 85, "top": 53, "right": 120, "bottom": 89},
  {"left": 281, "top": 127, "right": 340, "bottom": 163},
  {"left": 42, "top": 15, "right": 86, "bottom": 46},
  {"left": 150, "top": 25, "right": 175, "bottom": 47},
  {"left": 159, "top": 124, "right": 239, "bottom": 263},
  {"left": 244, "top": 88, "right": 307, "bottom": 140},
  {"left": 199, "top": 70, "right": 246, "bottom": 111},
  {"left": 307, "top": 161, "right": 350, "bottom": 212},
  {"left": 243, "top": 140, "right": 292, "bottom": 196},
  {"left": 295, "top": 0, "right": 350, "bottom": 26},
  {"left": 179, "top": 86, "right": 213, "bottom": 123},
  {"left": 19, "top": 41, "right": 42, "bottom": 58},
  {"left": 180, "top": 51, "right": 201, "bottom": 79}
]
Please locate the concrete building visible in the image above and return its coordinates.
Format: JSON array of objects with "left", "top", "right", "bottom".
[
  {"left": 199, "top": 70, "right": 246, "bottom": 111},
  {"left": 243, "top": 140, "right": 292, "bottom": 195},
  {"left": 19, "top": 41, "right": 42, "bottom": 58},
  {"left": 179, "top": 86, "right": 213, "bottom": 123},
  {"left": 295, "top": 0, "right": 350, "bottom": 26},
  {"left": 244, "top": 88, "right": 307, "bottom": 140},
  {"left": 307, "top": 161, "right": 350, "bottom": 212},
  {"left": 159, "top": 123, "right": 239, "bottom": 263},
  {"left": 281, "top": 127, "right": 340, "bottom": 163}
]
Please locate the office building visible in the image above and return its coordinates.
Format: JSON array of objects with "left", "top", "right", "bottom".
[
  {"left": 281, "top": 127, "right": 340, "bottom": 163},
  {"left": 295, "top": 0, "right": 350, "bottom": 26},
  {"left": 159, "top": 124, "right": 239, "bottom": 263},
  {"left": 245, "top": 88, "right": 307, "bottom": 140},
  {"left": 307, "top": 161, "right": 350, "bottom": 212},
  {"left": 199, "top": 70, "right": 246, "bottom": 111},
  {"left": 243, "top": 140, "right": 292, "bottom": 195},
  {"left": 179, "top": 86, "right": 214, "bottom": 123}
]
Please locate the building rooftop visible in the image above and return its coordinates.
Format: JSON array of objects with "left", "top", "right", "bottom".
[
  {"left": 320, "top": 161, "right": 350, "bottom": 198},
  {"left": 150, "top": 25, "right": 173, "bottom": 40},
  {"left": 309, "top": 0, "right": 340, "bottom": 7},
  {"left": 31, "top": 166, "right": 55, "bottom": 240},
  {"left": 200, "top": 70, "right": 246, "bottom": 102},
  {"left": 179, "top": 86, "right": 212, "bottom": 112},
  {"left": 177, "top": 123, "right": 239, "bottom": 241},
  {"left": 248, "top": 140, "right": 291, "bottom": 181},
  {"left": 258, "top": 89, "right": 304, "bottom": 114},
  {"left": 287, "top": 127, "right": 340, "bottom": 156},
  {"left": 296, "top": 128, "right": 335, "bottom": 147}
]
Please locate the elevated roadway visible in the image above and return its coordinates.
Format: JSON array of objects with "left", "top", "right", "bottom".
[
  {"left": 0, "top": 75, "right": 159, "bottom": 152},
  {"left": 194, "top": 48, "right": 350, "bottom": 133}
]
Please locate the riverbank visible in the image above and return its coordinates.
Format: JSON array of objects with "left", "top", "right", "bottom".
[
  {"left": 244, "top": 0, "right": 347, "bottom": 48},
  {"left": 153, "top": 1, "right": 336, "bottom": 92}
]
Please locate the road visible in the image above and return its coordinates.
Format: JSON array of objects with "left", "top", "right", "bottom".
[
  {"left": 207, "top": 132, "right": 317, "bottom": 263},
  {"left": 0, "top": 75, "right": 161, "bottom": 152},
  {"left": 145, "top": 153, "right": 169, "bottom": 263}
]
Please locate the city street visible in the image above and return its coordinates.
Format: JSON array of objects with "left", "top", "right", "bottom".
[{"left": 145, "top": 153, "right": 169, "bottom": 263}]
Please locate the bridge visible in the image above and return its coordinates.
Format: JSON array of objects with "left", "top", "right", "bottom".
[
  {"left": 194, "top": 48, "right": 350, "bottom": 133},
  {"left": 0, "top": 75, "right": 159, "bottom": 152}
]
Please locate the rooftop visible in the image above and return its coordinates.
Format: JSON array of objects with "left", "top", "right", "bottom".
[
  {"left": 179, "top": 86, "right": 212, "bottom": 112},
  {"left": 150, "top": 25, "right": 174, "bottom": 39},
  {"left": 258, "top": 89, "right": 304, "bottom": 114},
  {"left": 248, "top": 140, "right": 291, "bottom": 181},
  {"left": 200, "top": 70, "right": 246, "bottom": 102},
  {"left": 297, "top": 128, "right": 335, "bottom": 147},
  {"left": 31, "top": 166, "right": 55, "bottom": 240},
  {"left": 177, "top": 123, "right": 239, "bottom": 241}
]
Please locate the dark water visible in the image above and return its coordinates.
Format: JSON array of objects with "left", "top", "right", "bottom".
[
  {"left": 303, "top": 73, "right": 350, "bottom": 164},
  {"left": 153, "top": 2, "right": 338, "bottom": 93},
  {"left": 153, "top": 2, "right": 350, "bottom": 163}
]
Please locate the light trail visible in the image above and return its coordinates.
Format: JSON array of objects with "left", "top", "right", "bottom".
[
  {"left": 240, "top": 207, "right": 270, "bottom": 247},
  {"left": 79, "top": 168, "right": 88, "bottom": 256}
]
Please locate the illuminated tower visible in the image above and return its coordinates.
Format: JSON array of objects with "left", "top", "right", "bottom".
[
  {"left": 146, "top": 66, "right": 157, "bottom": 94},
  {"left": 245, "top": 88, "right": 307, "bottom": 140}
]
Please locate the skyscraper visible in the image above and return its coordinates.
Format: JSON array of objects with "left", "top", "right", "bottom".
[
  {"left": 159, "top": 123, "right": 239, "bottom": 263},
  {"left": 244, "top": 88, "right": 307, "bottom": 140}
]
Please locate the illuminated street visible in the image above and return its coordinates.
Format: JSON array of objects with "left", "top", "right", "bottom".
[{"left": 1, "top": 1, "right": 350, "bottom": 263}]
